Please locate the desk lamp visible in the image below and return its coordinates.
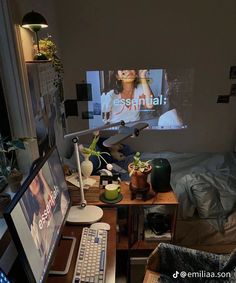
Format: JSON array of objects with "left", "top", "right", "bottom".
[
  {"left": 64, "top": 120, "right": 148, "bottom": 224},
  {"left": 22, "top": 11, "right": 48, "bottom": 60}
]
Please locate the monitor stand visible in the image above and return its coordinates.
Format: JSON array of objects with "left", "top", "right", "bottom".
[{"left": 49, "top": 236, "right": 76, "bottom": 275}]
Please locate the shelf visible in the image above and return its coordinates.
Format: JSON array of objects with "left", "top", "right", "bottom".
[
  {"left": 131, "top": 239, "right": 171, "bottom": 250},
  {"left": 25, "top": 60, "right": 51, "bottom": 63},
  {"left": 117, "top": 234, "right": 129, "bottom": 250},
  {"left": 79, "top": 177, "right": 179, "bottom": 255},
  {"left": 87, "top": 180, "right": 178, "bottom": 206}
]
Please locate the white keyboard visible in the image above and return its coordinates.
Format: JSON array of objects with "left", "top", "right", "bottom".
[{"left": 72, "top": 227, "right": 107, "bottom": 283}]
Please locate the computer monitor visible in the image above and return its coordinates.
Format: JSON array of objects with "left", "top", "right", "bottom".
[{"left": 4, "top": 147, "right": 71, "bottom": 283}]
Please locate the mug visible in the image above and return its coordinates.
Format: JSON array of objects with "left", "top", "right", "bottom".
[{"left": 104, "top": 184, "right": 120, "bottom": 200}]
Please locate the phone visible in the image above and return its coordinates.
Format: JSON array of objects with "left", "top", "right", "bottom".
[{"left": 0, "top": 268, "right": 11, "bottom": 283}]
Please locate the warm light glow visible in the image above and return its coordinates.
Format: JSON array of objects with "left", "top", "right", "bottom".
[{"left": 22, "top": 23, "right": 48, "bottom": 29}]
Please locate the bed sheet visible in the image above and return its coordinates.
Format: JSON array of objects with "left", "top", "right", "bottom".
[{"left": 115, "top": 152, "right": 236, "bottom": 232}]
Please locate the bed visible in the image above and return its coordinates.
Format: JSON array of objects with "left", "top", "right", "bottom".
[
  {"left": 114, "top": 151, "right": 236, "bottom": 253},
  {"left": 63, "top": 144, "right": 236, "bottom": 253}
]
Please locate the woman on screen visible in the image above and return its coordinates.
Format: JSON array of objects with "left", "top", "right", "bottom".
[
  {"left": 19, "top": 169, "right": 64, "bottom": 264},
  {"left": 101, "top": 69, "right": 154, "bottom": 124},
  {"left": 26, "top": 170, "right": 56, "bottom": 262}
]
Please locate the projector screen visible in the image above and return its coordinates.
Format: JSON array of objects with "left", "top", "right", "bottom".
[{"left": 76, "top": 68, "right": 194, "bottom": 130}]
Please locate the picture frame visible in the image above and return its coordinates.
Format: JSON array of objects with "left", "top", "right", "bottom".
[
  {"left": 230, "top": 84, "right": 236, "bottom": 96},
  {"left": 229, "top": 66, "right": 236, "bottom": 79},
  {"left": 76, "top": 83, "right": 92, "bottom": 101},
  {"left": 82, "top": 111, "right": 94, "bottom": 119}
]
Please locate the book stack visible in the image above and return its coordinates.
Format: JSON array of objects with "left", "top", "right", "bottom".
[
  {"left": 66, "top": 174, "right": 100, "bottom": 204},
  {"left": 144, "top": 228, "right": 171, "bottom": 242},
  {"left": 129, "top": 206, "right": 145, "bottom": 244},
  {"left": 129, "top": 207, "right": 172, "bottom": 244}
]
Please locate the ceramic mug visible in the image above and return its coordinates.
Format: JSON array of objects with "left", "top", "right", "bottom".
[{"left": 104, "top": 184, "right": 120, "bottom": 200}]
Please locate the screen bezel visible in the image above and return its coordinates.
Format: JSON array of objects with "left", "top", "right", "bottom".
[{"left": 3, "top": 146, "right": 71, "bottom": 283}]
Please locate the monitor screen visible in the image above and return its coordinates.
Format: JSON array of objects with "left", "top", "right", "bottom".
[
  {"left": 4, "top": 147, "right": 71, "bottom": 283},
  {"left": 76, "top": 68, "right": 194, "bottom": 130}
]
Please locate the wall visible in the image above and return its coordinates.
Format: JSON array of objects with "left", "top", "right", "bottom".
[{"left": 14, "top": 0, "right": 236, "bottom": 152}]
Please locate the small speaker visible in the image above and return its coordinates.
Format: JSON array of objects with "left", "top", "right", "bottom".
[{"left": 151, "top": 158, "right": 171, "bottom": 192}]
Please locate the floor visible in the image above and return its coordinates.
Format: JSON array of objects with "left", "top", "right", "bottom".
[
  {"left": 116, "top": 275, "right": 127, "bottom": 283},
  {"left": 116, "top": 251, "right": 128, "bottom": 283},
  {"left": 116, "top": 251, "right": 147, "bottom": 283}
]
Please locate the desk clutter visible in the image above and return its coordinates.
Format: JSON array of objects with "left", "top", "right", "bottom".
[
  {"left": 66, "top": 174, "right": 100, "bottom": 203},
  {"left": 66, "top": 173, "right": 97, "bottom": 188},
  {"left": 99, "top": 172, "right": 121, "bottom": 188},
  {"left": 66, "top": 174, "right": 124, "bottom": 204}
]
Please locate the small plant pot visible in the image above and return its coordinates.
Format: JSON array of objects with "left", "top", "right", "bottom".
[
  {"left": 128, "top": 163, "right": 152, "bottom": 189},
  {"left": 7, "top": 170, "right": 23, "bottom": 193}
]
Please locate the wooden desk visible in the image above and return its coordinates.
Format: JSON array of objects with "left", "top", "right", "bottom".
[
  {"left": 68, "top": 177, "right": 178, "bottom": 251},
  {"left": 46, "top": 208, "right": 117, "bottom": 283},
  {"left": 69, "top": 177, "right": 178, "bottom": 207}
]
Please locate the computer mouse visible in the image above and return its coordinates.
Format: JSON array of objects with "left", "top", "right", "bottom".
[{"left": 90, "top": 222, "right": 111, "bottom": 231}]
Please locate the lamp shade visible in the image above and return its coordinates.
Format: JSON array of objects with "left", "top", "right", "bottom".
[{"left": 22, "top": 11, "right": 48, "bottom": 31}]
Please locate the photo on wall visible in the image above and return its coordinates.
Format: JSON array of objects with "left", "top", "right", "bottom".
[
  {"left": 82, "top": 111, "right": 94, "bottom": 119},
  {"left": 64, "top": 99, "right": 78, "bottom": 117},
  {"left": 76, "top": 83, "right": 92, "bottom": 101},
  {"left": 230, "top": 84, "right": 236, "bottom": 96},
  {"left": 27, "top": 64, "right": 60, "bottom": 156},
  {"left": 93, "top": 102, "right": 101, "bottom": 115},
  {"left": 229, "top": 66, "right": 236, "bottom": 79}
]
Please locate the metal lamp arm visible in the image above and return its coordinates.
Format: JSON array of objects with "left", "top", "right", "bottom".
[
  {"left": 64, "top": 121, "right": 125, "bottom": 208},
  {"left": 64, "top": 120, "right": 125, "bottom": 139},
  {"left": 72, "top": 137, "right": 86, "bottom": 207}
]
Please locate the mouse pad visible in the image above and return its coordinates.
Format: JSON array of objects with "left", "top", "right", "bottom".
[{"left": 99, "top": 192, "right": 123, "bottom": 204}]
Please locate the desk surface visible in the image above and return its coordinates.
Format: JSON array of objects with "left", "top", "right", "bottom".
[
  {"left": 68, "top": 177, "right": 178, "bottom": 206},
  {"left": 100, "top": 181, "right": 178, "bottom": 205},
  {"left": 46, "top": 208, "right": 117, "bottom": 283}
]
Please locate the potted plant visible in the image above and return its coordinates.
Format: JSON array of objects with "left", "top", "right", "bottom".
[
  {"left": 79, "top": 133, "right": 111, "bottom": 178},
  {"left": 128, "top": 152, "right": 152, "bottom": 189},
  {"left": 0, "top": 135, "right": 35, "bottom": 192}
]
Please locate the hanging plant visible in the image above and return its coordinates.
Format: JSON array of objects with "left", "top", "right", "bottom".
[{"left": 38, "top": 35, "right": 64, "bottom": 89}]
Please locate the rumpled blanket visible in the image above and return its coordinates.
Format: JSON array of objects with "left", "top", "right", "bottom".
[
  {"left": 147, "top": 243, "right": 236, "bottom": 283},
  {"left": 139, "top": 152, "right": 236, "bottom": 232}
]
